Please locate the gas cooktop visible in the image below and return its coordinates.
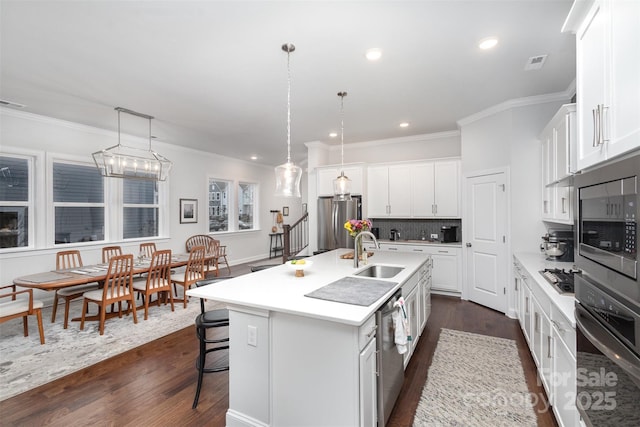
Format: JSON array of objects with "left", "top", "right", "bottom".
[{"left": 539, "top": 268, "right": 578, "bottom": 294}]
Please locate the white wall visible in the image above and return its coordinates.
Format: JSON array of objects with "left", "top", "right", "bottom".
[{"left": 0, "top": 109, "right": 304, "bottom": 302}]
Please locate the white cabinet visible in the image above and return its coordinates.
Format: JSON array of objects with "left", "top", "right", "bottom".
[
  {"left": 317, "top": 165, "right": 364, "bottom": 196},
  {"left": 513, "top": 255, "right": 580, "bottom": 427},
  {"left": 403, "top": 282, "right": 419, "bottom": 368},
  {"left": 376, "top": 243, "right": 461, "bottom": 295},
  {"left": 540, "top": 104, "right": 576, "bottom": 224},
  {"left": 359, "top": 330, "right": 377, "bottom": 427},
  {"left": 367, "top": 160, "right": 460, "bottom": 218},
  {"left": 419, "top": 259, "right": 432, "bottom": 333},
  {"left": 564, "top": 0, "right": 640, "bottom": 170}
]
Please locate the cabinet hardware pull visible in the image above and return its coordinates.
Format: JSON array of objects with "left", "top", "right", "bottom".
[
  {"left": 547, "top": 335, "right": 553, "bottom": 358},
  {"left": 366, "top": 327, "right": 376, "bottom": 338},
  {"left": 534, "top": 312, "right": 539, "bottom": 333},
  {"left": 515, "top": 279, "right": 518, "bottom": 291},
  {"left": 592, "top": 108, "right": 598, "bottom": 147},
  {"left": 561, "top": 197, "right": 566, "bottom": 214},
  {"left": 600, "top": 104, "right": 609, "bottom": 144}
]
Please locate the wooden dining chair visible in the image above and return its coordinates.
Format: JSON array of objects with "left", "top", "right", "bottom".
[
  {"left": 52, "top": 250, "right": 100, "bottom": 329},
  {"left": 214, "top": 239, "right": 231, "bottom": 275},
  {"left": 139, "top": 242, "right": 156, "bottom": 259},
  {"left": 102, "top": 246, "right": 123, "bottom": 263},
  {"left": 170, "top": 245, "right": 206, "bottom": 308},
  {"left": 186, "top": 235, "right": 218, "bottom": 276},
  {"left": 132, "top": 249, "right": 174, "bottom": 320},
  {"left": 0, "top": 285, "right": 46, "bottom": 344},
  {"left": 81, "top": 254, "right": 137, "bottom": 335}
]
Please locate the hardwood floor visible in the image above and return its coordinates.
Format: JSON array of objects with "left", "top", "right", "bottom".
[{"left": 1, "top": 271, "right": 558, "bottom": 426}]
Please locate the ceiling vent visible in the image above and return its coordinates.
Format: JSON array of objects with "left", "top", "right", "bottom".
[
  {"left": 524, "top": 55, "right": 548, "bottom": 71},
  {"left": 0, "top": 99, "right": 26, "bottom": 108}
]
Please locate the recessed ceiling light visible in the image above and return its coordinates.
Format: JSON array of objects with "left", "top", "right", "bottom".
[
  {"left": 478, "top": 37, "right": 498, "bottom": 50},
  {"left": 329, "top": 132, "right": 338, "bottom": 138},
  {"left": 250, "top": 155, "right": 258, "bottom": 160},
  {"left": 365, "top": 48, "right": 382, "bottom": 61},
  {"left": 399, "top": 122, "right": 410, "bottom": 128}
]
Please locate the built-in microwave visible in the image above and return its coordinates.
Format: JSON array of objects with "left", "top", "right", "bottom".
[{"left": 575, "top": 154, "right": 639, "bottom": 305}]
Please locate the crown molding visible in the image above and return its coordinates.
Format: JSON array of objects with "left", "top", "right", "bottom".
[{"left": 457, "top": 90, "right": 573, "bottom": 127}]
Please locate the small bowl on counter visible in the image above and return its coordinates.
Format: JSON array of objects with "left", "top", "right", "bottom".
[{"left": 286, "top": 259, "right": 313, "bottom": 277}]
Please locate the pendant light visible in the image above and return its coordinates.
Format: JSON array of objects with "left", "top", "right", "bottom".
[
  {"left": 333, "top": 91, "right": 352, "bottom": 201},
  {"left": 274, "top": 43, "right": 302, "bottom": 198},
  {"left": 92, "top": 107, "right": 172, "bottom": 181}
]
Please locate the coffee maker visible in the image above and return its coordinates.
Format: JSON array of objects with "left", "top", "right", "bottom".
[
  {"left": 540, "top": 229, "right": 574, "bottom": 262},
  {"left": 441, "top": 226, "right": 458, "bottom": 243}
]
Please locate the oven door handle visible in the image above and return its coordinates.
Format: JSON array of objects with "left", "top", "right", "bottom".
[{"left": 575, "top": 304, "right": 640, "bottom": 382}]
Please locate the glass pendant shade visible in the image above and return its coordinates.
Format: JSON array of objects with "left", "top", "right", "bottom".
[
  {"left": 274, "top": 43, "right": 302, "bottom": 198},
  {"left": 333, "top": 91, "right": 351, "bottom": 201},
  {"left": 274, "top": 161, "right": 302, "bottom": 198},
  {"left": 333, "top": 171, "right": 352, "bottom": 201}
]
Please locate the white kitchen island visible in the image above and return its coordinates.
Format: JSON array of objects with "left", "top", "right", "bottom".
[{"left": 187, "top": 249, "right": 429, "bottom": 427}]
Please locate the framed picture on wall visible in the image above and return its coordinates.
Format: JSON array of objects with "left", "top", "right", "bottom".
[{"left": 180, "top": 199, "right": 198, "bottom": 224}]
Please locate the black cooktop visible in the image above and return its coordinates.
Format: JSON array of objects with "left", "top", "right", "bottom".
[{"left": 539, "top": 268, "right": 576, "bottom": 294}]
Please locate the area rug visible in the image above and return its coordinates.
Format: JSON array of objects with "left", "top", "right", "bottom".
[
  {"left": 0, "top": 292, "right": 221, "bottom": 401},
  {"left": 413, "top": 328, "right": 537, "bottom": 427}
]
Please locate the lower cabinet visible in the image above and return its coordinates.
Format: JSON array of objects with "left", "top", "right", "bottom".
[
  {"left": 359, "top": 337, "right": 377, "bottom": 427},
  {"left": 403, "top": 282, "right": 420, "bottom": 368},
  {"left": 513, "top": 256, "right": 578, "bottom": 427}
]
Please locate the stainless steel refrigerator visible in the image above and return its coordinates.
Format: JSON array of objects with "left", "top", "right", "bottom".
[{"left": 317, "top": 195, "right": 362, "bottom": 251}]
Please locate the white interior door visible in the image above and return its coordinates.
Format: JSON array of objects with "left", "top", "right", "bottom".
[{"left": 465, "top": 171, "right": 507, "bottom": 313}]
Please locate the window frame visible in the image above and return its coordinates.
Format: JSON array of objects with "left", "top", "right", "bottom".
[
  {"left": 207, "top": 177, "right": 232, "bottom": 233},
  {"left": 0, "top": 151, "right": 36, "bottom": 251},
  {"left": 237, "top": 181, "right": 259, "bottom": 232}
]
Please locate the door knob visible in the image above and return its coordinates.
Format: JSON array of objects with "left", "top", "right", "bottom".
[{"left": 466, "top": 243, "right": 472, "bottom": 247}]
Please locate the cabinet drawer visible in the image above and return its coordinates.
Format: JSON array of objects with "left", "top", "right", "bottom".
[
  {"left": 551, "top": 303, "right": 576, "bottom": 356},
  {"left": 359, "top": 315, "right": 377, "bottom": 350},
  {"left": 530, "top": 278, "right": 551, "bottom": 317}
]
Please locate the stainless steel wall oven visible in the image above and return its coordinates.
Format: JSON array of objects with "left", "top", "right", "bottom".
[{"left": 574, "top": 154, "right": 640, "bottom": 426}]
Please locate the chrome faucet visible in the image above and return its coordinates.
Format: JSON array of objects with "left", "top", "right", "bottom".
[{"left": 354, "top": 231, "right": 380, "bottom": 268}]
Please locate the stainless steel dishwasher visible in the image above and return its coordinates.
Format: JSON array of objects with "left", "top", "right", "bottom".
[{"left": 376, "top": 289, "right": 404, "bottom": 426}]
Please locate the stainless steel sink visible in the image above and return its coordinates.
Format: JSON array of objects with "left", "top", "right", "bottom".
[{"left": 355, "top": 264, "right": 404, "bottom": 279}]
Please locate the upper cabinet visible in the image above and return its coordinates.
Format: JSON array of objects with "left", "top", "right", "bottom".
[
  {"left": 316, "top": 165, "right": 364, "bottom": 196},
  {"left": 540, "top": 104, "right": 576, "bottom": 224},
  {"left": 367, "top": 160, "right": 460, "bottom": 219},
  {"left": 564, "top": 0, "right": 640, "bottom": 170}
]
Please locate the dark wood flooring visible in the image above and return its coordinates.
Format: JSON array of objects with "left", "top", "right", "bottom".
[{"left": 1, "top": 262, "right": 558, "bottom": 427}]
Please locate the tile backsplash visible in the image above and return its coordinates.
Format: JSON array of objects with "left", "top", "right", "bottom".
[{"left": 369, "top": 218, "right": 462, "bottom": 242}]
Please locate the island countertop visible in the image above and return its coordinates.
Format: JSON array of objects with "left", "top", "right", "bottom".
[{"left": 186, "top": 249, "right": 429, "bottom": 326}]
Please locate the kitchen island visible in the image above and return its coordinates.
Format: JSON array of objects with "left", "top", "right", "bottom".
[{"left": 187, "top": 249, "right": 430, "bottom": 427}]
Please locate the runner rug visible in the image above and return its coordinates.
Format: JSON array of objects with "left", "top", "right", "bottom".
[{"left": 413, "top": 328, "right": 537, "bottom": 427}]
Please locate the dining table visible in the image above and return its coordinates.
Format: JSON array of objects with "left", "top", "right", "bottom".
[{"left": 12, "top": 253, "right": 193, "bottom": 291}]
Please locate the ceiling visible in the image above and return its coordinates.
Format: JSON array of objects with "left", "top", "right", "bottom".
[{"left": 0, "top": 0, "right": 576, "bottom": 167}]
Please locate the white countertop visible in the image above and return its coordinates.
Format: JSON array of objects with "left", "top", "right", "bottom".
[
  {"left": 514, "top": 252, "right": 577, "bottom": 326},
  {"left": 186, "top": 249, "right": 429, "bottom": 326}
]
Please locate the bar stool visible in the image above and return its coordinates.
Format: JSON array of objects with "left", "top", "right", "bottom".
[
  {"left": 192, "top": 277, "right": 232, "bottom": 409},
  {"left": 269, "top": 232, "right": 283, "bottom": 259}
]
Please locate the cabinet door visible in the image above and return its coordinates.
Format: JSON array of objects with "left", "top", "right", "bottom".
[
  {"left": 431, "top": 252, "right": 459, "bottom": 293},
  {"left": 367, "top": 166, "right": 390, "bottom": 217},
  {"left": 359, "top": 338, "right": 377, "bottom": 427},
  {"left": 388, "top": 166, "right": 412, "bottom": 217},
  {"left": 554, "top": 186, "right": 572, "bottom": 223},
  {"left": 576, "top": 0, "right": 608, "bottom": 170},
  {"left": 317, "top": 168, "right": 339, "bottom": 196},
  {"left": 541, "top": 310, "right": 553, "bottom": 396},
  {"left": 552, "top": 331, "right": 579, "bottom": 427},
  {"left": 522, "top": 282, "right": 532, "bottom": 345},
  {"left": 513, "top": 267, "right": 523, "bottom": 325},
  {"left": 433, "top": 161, "right": 460, "bottom": 217},
  {"left": 343, "top": 166, "right": 364, "bottom": 195},
  {"left": 411, "top": 163, "right": 434, "bottom": 217},
  {"left": 608, "top": 0, "right": 640, "bottom": 159},
  {"left": 403, "top": 285, "right": 419, "bottom": 367}
]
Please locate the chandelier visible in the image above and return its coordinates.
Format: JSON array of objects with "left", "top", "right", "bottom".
[
  {"left": 92, "top": 107, "right": 172, "bottom": 181},
  {"left": 333, "top": 91, "right": 352, "bottom": 201},
  {"left": 274, "top": 43, "right": 302, "bottom": 198}
]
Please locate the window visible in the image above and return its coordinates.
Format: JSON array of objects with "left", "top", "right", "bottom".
[
  {"left": 123, "top": 178, "right": 158, "bottom": 239},
  {"left": 238, "top": 182, "right": 257, "bottom": 230},
  {"left": 208, "top": 179, "right": 230, "bottom": 232},
  {"left": 53, "top": 161, "right": 104, "bottom": 244},
  {"left": 0, "top": 155, "right": 31, "bottom": 248}
]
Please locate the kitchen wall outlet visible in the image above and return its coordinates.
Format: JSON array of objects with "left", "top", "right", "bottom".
[
  {"left": 430, "top": 233, "right": 438, "bottom": 239},
  {"left": 247, "top": 325, "right": 257, "bottom": 347}
]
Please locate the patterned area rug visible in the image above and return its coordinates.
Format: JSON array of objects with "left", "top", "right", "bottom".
[
  {"left": 413, "top": 328, "right": 537, "bottom": 427},
  {"left": 0, "top": 293, "right": 220, "bottom": 401}
]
